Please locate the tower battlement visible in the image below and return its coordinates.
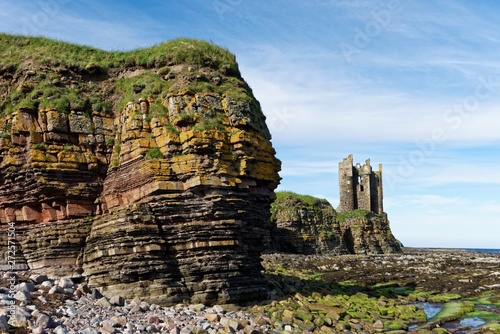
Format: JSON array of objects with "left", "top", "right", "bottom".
[{"left": 337, "top": 154, "right": 383, "bottom": 214}]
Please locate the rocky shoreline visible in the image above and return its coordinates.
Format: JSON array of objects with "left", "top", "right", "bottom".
[
  {"left": 1, "top": 248, "right": 499, "bottom": 333},
  {"left": 262, "top": 247, "right": 500, "bottom": 297}
]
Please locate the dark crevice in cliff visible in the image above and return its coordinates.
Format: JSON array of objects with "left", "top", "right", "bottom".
[{"left": 342, "top": 228, "right": 355, "bottom": 254}]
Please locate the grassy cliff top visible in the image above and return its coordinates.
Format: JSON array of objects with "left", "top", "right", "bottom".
[
  {"left": 274, "top": 191, "right": 331, "bottom": 207},
  {"left": 0, "top": 34, "right": 239, "bottom": 74},
  {"left": 0, "top": 34, "right": 259, "bottom": 116},
  {"left": 271, "top": 191, "right": 333, "bottom": 223}
]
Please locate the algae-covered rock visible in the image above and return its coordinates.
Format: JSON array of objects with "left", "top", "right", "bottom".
[
  {"left": 428, "top": 293, "right": 462, "bottom": 303},
  {"left": 481, "top": 322, "right": 500, "bottom": 333},
  {"left": 253, "top": 286, "right": 429, "bottom": 333},
  {"left": 384, "top": 319, "right": 409, "bottom": 331},
  {"left": 431, "top": 328, "right": 451, "bottom": 334},
  {"left": 431, "top": 301, "right": 475, "bottom": 322}
]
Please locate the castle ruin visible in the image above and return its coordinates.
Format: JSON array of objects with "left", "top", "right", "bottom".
[{"left": 337, "top": 154, "right": 383, "bottom": 214}]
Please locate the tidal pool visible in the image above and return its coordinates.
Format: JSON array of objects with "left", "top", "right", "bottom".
[
  {"left": 459, "top": 317, "right": 486, "bottom": 327},
  {"left": 420, "top": 302, "right": 443, "bottom": 319}
]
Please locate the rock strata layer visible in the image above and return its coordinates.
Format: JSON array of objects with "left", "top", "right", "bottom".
[
  {"left": 0, "top": 35, "right": 281, "bottom": 305},
  {"left": 270, "top": 192, "right": 402, "bottom": 255}
]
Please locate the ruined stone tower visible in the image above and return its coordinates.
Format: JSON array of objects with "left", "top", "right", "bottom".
[{"left": 337, "top": 154, "right": 383, "bottom": 214}]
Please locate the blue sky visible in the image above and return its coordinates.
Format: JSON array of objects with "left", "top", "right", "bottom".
[{"left": 1, "top": 0, "right": 499, "bottom": 248}]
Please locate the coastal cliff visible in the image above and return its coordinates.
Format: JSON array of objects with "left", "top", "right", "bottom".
[
  {"left": 270, "top": 192, "right": 402, "bottom": 255},
  {"left": 0, "top": 35, "right": 281, "bottom": 304},
  {"left": 270, "top": 192, "right": 345, "bottom": 254},
  {"left": 337, "top": 209, "right": 403, "bottom": 254}
]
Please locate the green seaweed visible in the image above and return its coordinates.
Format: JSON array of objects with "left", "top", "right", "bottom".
[
  {"left": 481, "top": 323, "right": 500, "bottom": 331},
  {"left": 466, "top": 309, "right": 500, "bottom": 323},
  {"left": 467, "top": 291, "right": 500, "bottom": 307},
  {"left": 428, "top": 293, "right": 462, "bottom": 303},
  {"left": 370, "top": 281, "right": 414, "bottom": 297},
  {"left": 431, "top": 301, "right": 475, "bottom": 322}
]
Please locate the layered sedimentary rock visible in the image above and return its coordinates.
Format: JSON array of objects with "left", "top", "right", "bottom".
[
  {"left": 270, "top": 192, "right": 402, "bottom": 255},
  {"left": 270, "top": 193, "right": 345, "bottom": 255},
  {"left": 0, "top": 35, "right": 281, "bottom": 304},
  {"left": 337, "top": 210, "right": 402, "bottom": 254}
]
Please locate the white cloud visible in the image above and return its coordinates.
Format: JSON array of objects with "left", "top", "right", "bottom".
[
  {"left": 477, "top": 201, "right": 500, "bottom": 214},
  {"left": 1, "top": 0, "right": 499, "bottom": 249},
  {"left": 422, "top": 163, "right": 500, "bottom": 186},
  {"left": 239, "top": 37, "right": 500, "bottom": 149},
  {"left": 280, "top": 160, "right": 338, "bottom": 176},
  {"left": 387, "top": 194, "right": 466, "bottom": 208}
]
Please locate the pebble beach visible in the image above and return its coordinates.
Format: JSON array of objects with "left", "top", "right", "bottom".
[{"left": 1, "top": 248, "right": 499, "bottom": 334}]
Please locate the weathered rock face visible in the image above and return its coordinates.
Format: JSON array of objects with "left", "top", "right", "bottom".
[
  {"left": 270, "top": 193, "right": 346, "bottom": 255},
  {"left": 0, "top": 35, "right": 281, "bottom": 305},
  {"left": 337, "top": 210, "right": 403, "bottom": 254},
  {"left": 270, "top": 192, "right": 402, "bottom": 255}
]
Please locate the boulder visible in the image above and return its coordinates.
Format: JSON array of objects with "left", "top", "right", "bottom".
[
  {"left": 13, "top": 290, "right": 31, "bottom": 301},
  {"left": 95, "top": 297, "right": 112, "bottom": 307},
  {"left": 109, "top": 296, "right": 125, "bottom": 306},
  {"left": 0, "top": 314, "right": 9, "bottom": 332},
  {"left": 58, "top": 278, "right": 74, "bottom": 289}
]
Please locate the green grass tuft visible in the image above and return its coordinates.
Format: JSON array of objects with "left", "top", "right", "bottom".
[
  {"left": 274, "top": 191, "right": 330, "bottom": 206},
  {"left": 0, "top": 35, "right": 239, "bottom": 73},
  {"left": 336, "top": 209, "right": 372, "bottom": 223},
  {"left": 0, "top": 34, "right": 256, "bottom": 118},
  {"left": 145, "top": 147, "right": 164, "bottom": 159}
]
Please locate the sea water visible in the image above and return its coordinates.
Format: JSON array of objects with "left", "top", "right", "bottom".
[
  {"left": 462, "top": 248, "right": 500, "bottom": 254},
  {"left": 420, "top": 302, "right": 443, "bottom": 319}
]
